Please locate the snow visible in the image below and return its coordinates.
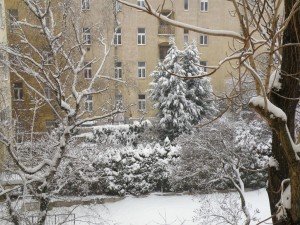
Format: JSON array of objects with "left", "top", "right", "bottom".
[
  {"left": 269, "top": 156, "right": 279, "bottom": 170},
  {"left": 268, "top": 69, "right": 282, "bottom": 91},
  {"left": 249, "top": 96, "right": 287, "bottom": 121},
  {"left": 276, "top": 182, "right": 291, "bottom": 220},
  {"left": 286, "top": 125, "right": 300, "bottom": 160},
  {"left": 75, "top": 132, "right": 94, "bottom": 140},
  {"left": 48, "top": 189, "right": 270, "bottom": 225},
  {"left": 282, "top": 185, "right": 291, "bottom": 209}
]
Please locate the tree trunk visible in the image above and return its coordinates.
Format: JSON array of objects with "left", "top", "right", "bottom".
[{"left": 269, "top": 0, "right": 300, "bottom": 224}]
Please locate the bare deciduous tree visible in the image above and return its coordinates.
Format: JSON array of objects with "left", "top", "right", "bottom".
[{"left": 0, "top": 0, "right": 123, "bottom": 224}]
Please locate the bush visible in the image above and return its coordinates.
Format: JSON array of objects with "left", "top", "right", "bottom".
[
  {"left": 77, "top": 120, "right": 152, "bottom": 146},
  {"left": 54, "top": 139, "right": 179, "bottom": 196},
  {"left": 171, "top": 111, "right": 271, "bottom": 192}
]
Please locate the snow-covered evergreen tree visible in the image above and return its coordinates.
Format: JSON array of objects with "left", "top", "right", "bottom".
[
  {"left": 182, "top": 43, "right": 215, "bottom": 124},
  {"left": 150, "top": 40, "right": 215, "bottom": 139}
]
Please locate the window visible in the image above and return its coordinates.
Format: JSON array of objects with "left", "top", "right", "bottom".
[
  {"left": 138, "top": 62, "right": 146, "bottom": 78},
  {"left": 45, "top": 120, "right": 56, "bottom": 132},
  {"left": 83, "top": 27, "right": 91, "bottom": 45},
  {"left": 115, "top": 61, "right": 122, "bottom": 79},
  {"left": 8, "top": 9, "right": 19, "bottom": 30},
  {"left": 137, "top": 28, "right": 146, "bottom": 45},
  {"left": 44, "top": 87, "right": 52, "bottom": 100},
  {"left": 116, "top": 1, "right": 122, "bottom": 12},
  {"left": 81, "top": 0, "right": 90, "bottom": 10},
  {"left": 200, "top": 0, "right": 208, "bottom": 12},
  {"left": 16, "top": 121, "right": 24, "bottom": 142},
  {"left": 200, "top": 61, "right": 208, "bottom": 72},
  {"left": 13, "top": 82, "right": 23, "bottom": 100},
  {"left": 83, "top": 62, "right": 92, "bottom": 79},
  {"left": 184, "top": 0, "right": 189, "bottom": 10},
  {"left": 184, "top": 29, "right": 189, "bottom": 44},
  {"left": 114, "top": 28, "right": 122, "bottom": 45},
  {"left": 43, "top": 51, "right": 53, "bottom": 65},
  {"left": 138, "top": 94, "right": 146, "bottom": 111},
  {"left": 137, "top": 0, "right": 145, "bottom": 7},
  {"left": 115, "top": 94, "right": 123, "bottom": 108},
  {"left": 45, "top": 15, "right": 51, "bottom": 29},
  {"left": 200, "top": 34, "right": 208, "bottom": 45},
  {"left": 159, "top": 45, "right": 171, "bottom": 61},
  {"left": 85, "top": 94, "right": 93, "bottom": 112},
  {"left": 0, "top": 108, "right": 8, "bottom": 122}
]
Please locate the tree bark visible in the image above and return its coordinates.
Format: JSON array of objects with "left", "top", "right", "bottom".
[{"left": 268, "top": 0, "right": 300, "bottom": 224}]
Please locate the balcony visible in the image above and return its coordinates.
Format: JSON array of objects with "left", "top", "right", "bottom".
[{"left": 158, "top": 24, "right": 175, "bottom": 35}]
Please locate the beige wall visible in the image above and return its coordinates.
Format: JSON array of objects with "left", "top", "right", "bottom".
[
  {"left": 2, "top": 0, "right": 243, "bottom": 129},
  {"left": 111, "top": 0, "right": 241, "bottom": 121},
  {"left": 0, "top": 142, "right": 5, "bottom": 172},
  {"left": 0, "top": 0, "right": 11, "bottom": 122},
  {"left": 0, "top": 0, "right": 10, "bottom": 169}
]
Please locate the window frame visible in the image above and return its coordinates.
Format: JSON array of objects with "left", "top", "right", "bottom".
[
  {"left": 81, "top": 0, "right": 90, "bottom": 11},
  {"left": 0, "top": 108, "right": 8, "bottom": 122},
  {"left": 115, "top": 1, "right": 122, "bottom": 12},
  {"left": 137, "top": 0, "right": 145, "bottom": 7},
  {"left": 200, "top": 0, "right": 208, "bottom": 12},
  {"left": 82, "top": 27, "right": 91, "bottom": 45},
  {"left": 44, "top": 86, "right": 52, "bottom": 100},
  {"left": 200, "top": 34, "right": 208, "bottom": 45},
  {"left": 138, "top": 61, "right": 146, "bottom": 78},
  {"left": 85, "top": 94, "right": 93, "bottom": 112},
  {"left": 43, "top": 51, "right": 53, "bottom": 65},
  {"left": 83, "top": 62, "right": 92, "bottom": 79},
  {"left": 13, "top": 82, "right": 24, "bottom": 101},
  {"left": 137, "top": 28, "right": 146, "bottom": 45},
  {"left": 138, "top": 94, "right": 146, "bottom": 111},
  {"left": 115, "top": 61, "right": 122, "bottom": 79},
  {"left": 184, "top": 29, "right": 189, "bottom": 44},
  {"left": 114, "top": 28, "right": 122, "bottom": 45},
  {"left": 200, "top": 61, "right": 208, "bottom": 72},
  {"left": 184, "top": 0, "right": 189, "bottom": 11},
  {"left": 8, "top": 9, "right": 19, "bottom": 31},
  {"left": 115, "top": 94, "right": 123, "bottom": 108}
]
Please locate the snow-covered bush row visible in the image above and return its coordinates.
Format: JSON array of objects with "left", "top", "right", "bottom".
[
  {"left": 53, "top": 111, "right": 272, "bottom": 196},
  {"left": 76, "top": 120, "right": 152, "bottom": 146},
  {"left": 54, "top": 138, "right": 179, "bottom": 196},
  {"left": 171, "top": 111, "right": 271, "bottom": 191}
]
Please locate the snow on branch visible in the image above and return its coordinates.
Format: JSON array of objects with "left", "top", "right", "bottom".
[{"left": 249, "top": 96, "right": 287, "bottom": 121}]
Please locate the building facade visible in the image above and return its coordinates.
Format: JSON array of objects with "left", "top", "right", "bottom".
[
  {"left": 112, "top": 0, "right": 240, "bottom": 121},
  {"left": 0, "top": 0, "right": 241, "bottom": 135}
]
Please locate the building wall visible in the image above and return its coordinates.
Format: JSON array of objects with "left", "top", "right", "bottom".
[
  {"left": 4, "top": 0, "right": 59, "bottom": 136},
  {"left": 0, "top": 0, "right": 10, "bottom": 169},
  {"left": 0, "top": 0, "right": 11, "bottom": 123},
  {"left": 2, "top": 0, "right": 242, "bottom": 132},
  {"left": 111, "top": 0, "right": 241, "bottom": 120}
]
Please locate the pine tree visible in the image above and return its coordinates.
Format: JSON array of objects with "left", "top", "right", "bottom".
[
  {"left": 150, "top": 40, "right": 215, "bottom": 140},
  {"left": 182, "top": 42, "right": 215, "bottom": 123}
]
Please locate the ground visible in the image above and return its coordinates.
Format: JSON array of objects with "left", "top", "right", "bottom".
[{"left": 48, "top": 189, "right": 270, "bottom": 225}]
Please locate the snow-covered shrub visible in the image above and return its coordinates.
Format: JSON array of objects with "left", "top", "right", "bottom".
[
  {"left": 234, "top": 111, "right": 271, "bottom": 188},
  {"left": 171, "top": 110, "right": 271, "bottom": 192},
  {"left": 97, "top": 139, "right": 179, "bottom": 196},
  {"left": 54, "top": 139, "right": 179, "bottom": 196},
  {"left": 149, "top": 40, "right": 215, "bottom": 140},
  {"left": 77, "top": 120, "right": 152, "bottom": 146}
]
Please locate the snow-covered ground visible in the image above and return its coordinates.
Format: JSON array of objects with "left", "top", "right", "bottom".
[{"left": 49, "top": 189, "right": 271, "bottom": 225}]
